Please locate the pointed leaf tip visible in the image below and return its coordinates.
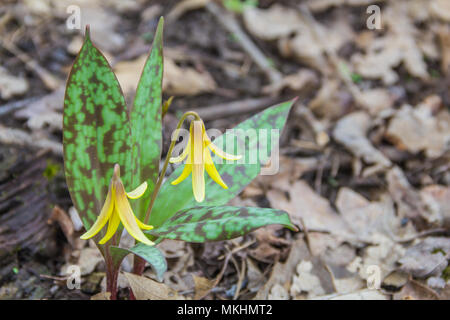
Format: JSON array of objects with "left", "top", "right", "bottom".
[{"left": 84, "top": 25, "right": 91, "bottom": 39}]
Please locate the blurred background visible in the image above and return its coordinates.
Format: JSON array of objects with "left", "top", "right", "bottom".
[{"left": 0, "top": 0, "right": 449, "bottom": 300}]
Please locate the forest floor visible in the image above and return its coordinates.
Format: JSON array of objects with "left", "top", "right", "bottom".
[{"left": 0, "top": 0, "right": 449, "bottom": 300}]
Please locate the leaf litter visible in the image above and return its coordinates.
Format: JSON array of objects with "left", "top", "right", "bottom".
[{"left": 0, "top": 0, "right": 449, "bottom": 300}]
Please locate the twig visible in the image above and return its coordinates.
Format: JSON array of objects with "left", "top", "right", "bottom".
[
  {"left": 194, "top": 97, "right": 279, "bottom": 121},
  {"left": 205, "top": 2, "right": 283, "bottom": 85},
  {"left": 0, "top": 38, "right": 61, "bottom": 90},
  {"left": 199, "top": 253, "right": 231, "bottom": 300},
  {"left": 233, "top": 258, "right": 246, "bottom": 300},
  {"left": 0, "top": 124, "right": 62, "bottom": 155},
  {"left": 0, "top": 96, "right": 40, "bottom": 116}
]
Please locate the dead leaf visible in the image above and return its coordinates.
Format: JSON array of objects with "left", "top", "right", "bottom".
[
  {"left": 77, "top": 248, "right": 103, "bottom": 276},
  {"left": 430, "top": 0, "right": 450, "bottom": 22},
  {"left": 15, "top": 87, "right": 64, "bottom": 131},
  {"left": 309, "top": 79, "right": 351, "bottom": 119},
  {"left": 387, "top": 166, "right": 432, "bottom": 227},
  {"left": 267, "top": 180, "right": 350, "bottom": 236},
  {"left": 90, "top": 292, "right": 111, "bottom": 300},
  {"left": 52, "top": 1, "right": 125, "bottom": 53},
  {"left": 437, "top": 25, "right": 450, "bottom": 73},
  {"left": 246, "top": 258, "right": 264, "bottom": 293},
  {"left": 0, "top": 67, "right": 28, "bottom": 100},
  {"left": 394, "top": 280, "right": 440, "bottom": 300},
  {"left": 167, "top": 0, "right": 209, "bottom": 22},
  {"left": 114, "top": 55, "right": 217, "bottom": 97},
  {"left": 351, "top": 1, "right": 429, "bottom": 84},
  {"left": 385, "top": 96, "right": 450, "bottom": 158},
  {"left": 243, "top": 5, "right": 304, "bottom": 41},
  {"left": 124, "top": 272, "right": 181, "bottom": 300},
  {"left": 355, "top": 88, "right": 394, "bottom": 116},
  {"left": 193, "top": 275, "right": 215, "bottom": 300},
  {"left": 399, "top": 237, "right": 450, "bottom": 278},
  {"left": 333, "top": 112, "right": 391, "bottom": 174},
  {"left": 48, "top": 206, "right": 74, "bottom": 247},
  {"left": 314, "top": 289, "right": 389, "bottom": 300},
  {"left": 420, "top": 185, "right": 450, "bottom": 228},
  {"left": 255, "top": 237, "right": 310, "bottom": 299}
]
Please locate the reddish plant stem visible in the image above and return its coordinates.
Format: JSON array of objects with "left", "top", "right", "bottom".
[{"left": 105, "top": 254, "right": 119, "bottom": 300}]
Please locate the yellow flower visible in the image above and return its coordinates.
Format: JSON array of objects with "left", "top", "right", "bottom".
[
  {"left": 170, "top": 120, "right": 241, "bottom": 202},
  {"left": 80, "top": 164, "right": 154, "bottom": 246}
]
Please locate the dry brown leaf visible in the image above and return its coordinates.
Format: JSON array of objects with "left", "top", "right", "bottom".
[
  {"left": 167, "top": 0, "right": 209, "bottom": 22},
  {"left": 437, "top": 25, "right": 450, "bottom": 73},
  {"left": 77, "top": 248, "right": 103, "bottom": 276},
  {"left": 309, "top": 79, "right": 351, "bottom": 119},
  {"left": 314, "top": 289, "right": 389, "bottom": 300},
  {"left": 246, "top": 258, "right": 264, "bottom": 293},
  {"left": 347, "top": 234, "right": 405, "bottom": 281},
  {"left": 0, "top": 124, "right": 63, "bottom": 155},
  {"left": 0, "top": 67, "right": 28, "bottom": 100},
  {"left": 355, "top": 88, "right": 394, "bottom": 116},
  {"left": 163, "top": 57, "right": 217, "bottom": 96},
  {"left": 124, "top": 272, "right": 181, "bottom": 300},
  {"left": 333, "top": 111, "right": 391, "bottom": 173},
  {"left": 15, "top": 87, "right": 64, "bottom": 131},
  {"left": 385, "top": 96, "right": 450, "bottom": 158},
  {"left": 306, "top": 0, "right": 386, "bottom": 13},
  {"left": 386, "top": 166, "right": 430, "bottom": 227},
  {"left": 255, "top": 237, "right": 310, "bottom": 299},
  {"left": 398, "top": 237, "right": 450, "bottom": 278},
  {"left": 243, "top": 5, "right": 304, "bottom": 41},
  {"left": 420, "top": 185, "right": 450, "bottom": 228},
  {"left": 430, "top": 0, "right": 450, "bottom": 22},
  {"left": 90, "top": 292, "right": 111, "bottom": 300},
  {"left": 351, "top": 1, "right": 429, "bottom": 84},
  {"left": 244, "top": 4, "right": 352, "bottom": 72},
  {"left": 335, "top": 188, "right": 409, "bottom": 241},
  {"left": 394, "top": 280, "right": 440, "bottom": 300},
  {"left": 267, "top": 180, "right": 350, "bottom": 236},
  {"left": 193, "top": 275, "right": 215, "bottom": 300},
  {"left": 47, "top": 206, "right": 75, "bottom": 247},
  {"left": 114, "top": 55, "right": 216, "bottom": 97},
  {"left": 51, "top": 0, "right": 125, "bottom": 53},
  {"left": 263, "top": 69, "right": 319, "bottom": 95}
]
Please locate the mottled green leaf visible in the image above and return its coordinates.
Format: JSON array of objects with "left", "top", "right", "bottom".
[
  {"left": 147, "top": 206, "right": 296, "bottom": 242},
  {"left": 110, "top": 244, "right": 167, "bottom": 282},
  {"left": 129, "top": 17, "right": 165, "bottom": 221},
  {"left": 149, "top": 100, "right": 294, "bottom": 227},
  {"left": 63, "top": 27, "right": 132, "bottom": 234}
]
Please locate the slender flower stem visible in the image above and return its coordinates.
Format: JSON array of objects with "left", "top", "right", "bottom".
[{"left": 143, "top": 111, "right": 201, "bottom": 224}]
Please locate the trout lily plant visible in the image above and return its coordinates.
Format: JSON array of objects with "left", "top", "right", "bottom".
[{"left": 63, "top": 18, "right": 296, "bottom": 300}]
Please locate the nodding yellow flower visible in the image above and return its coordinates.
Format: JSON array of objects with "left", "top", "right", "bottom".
[
  {"left": 170, "top": 120, "right": 241, "bottom": 202},
  {"left": 80, "top": 164, "right": 154, "bottom": 246}
]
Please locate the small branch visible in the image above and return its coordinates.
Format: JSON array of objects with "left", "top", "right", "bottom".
[
  {"left": 0, "top": 38, "right": 61, "bottom": 90},
  {"left": 194, "top": 97, "right": 279, "bottom": 121},
  {"left": 206, "top": 2, "right": 283, "bottom": 85}
]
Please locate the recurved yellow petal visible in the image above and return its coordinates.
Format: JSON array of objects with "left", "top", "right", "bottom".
[
  {"left": 169, "top": 134, "right": 191, "bottom": 163},
  {"left": 98, "top": 210, "right": 121, "bottom": 244},
  {"left": 204, "top": 148, "right": 228, "bottom": 189},
  {"left": 126, "top": 181, "right": 148, "bottom": 199},
  {"left": 171, "top": 161, "right": 192, "bottom": 185},
  {"left": 114, "top": 182, "right": 155, "bottom": 246},
  {"left": 80, "top": 183, "right": 114, "bottom": 240},
  {"left": 207, "top": 140, "right": 242, "bottom": 161},
  {"left": 135, "top": 218, "right": 154, "bottom": 230}
]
